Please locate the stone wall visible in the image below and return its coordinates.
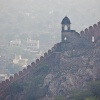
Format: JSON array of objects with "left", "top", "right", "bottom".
[
  {"left": 80, "top": 21, "right": 100, "bottom": 42},
  {"left": 0, "top": 48, "right": 55, "bottom": 98}
]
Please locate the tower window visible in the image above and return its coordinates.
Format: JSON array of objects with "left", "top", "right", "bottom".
[
  {"left": 64, "top": 25, "right": 68, "bottom": 30},
  {"left": 64, "top": 37, "right": 67, "bottom": 41}
]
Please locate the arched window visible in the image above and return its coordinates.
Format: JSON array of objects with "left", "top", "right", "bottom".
[{"left": 64, "top": 25, "right": 68, "bottom": 30}]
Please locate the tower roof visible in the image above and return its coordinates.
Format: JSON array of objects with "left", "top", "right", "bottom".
[{"left": 61, "top": 16, "right": 71, "bottom": 24}]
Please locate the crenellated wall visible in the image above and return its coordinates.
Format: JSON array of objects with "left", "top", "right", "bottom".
[
  {"left": 80, "top": 21, "right": 100, "bottom": 42},
  {"left": 0, "top": 47, "right": 55, "bottom": 98}
]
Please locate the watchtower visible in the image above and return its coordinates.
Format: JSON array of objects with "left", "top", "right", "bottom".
[{"left": 61, "top": 16, "right": 71, "bottom": 43}]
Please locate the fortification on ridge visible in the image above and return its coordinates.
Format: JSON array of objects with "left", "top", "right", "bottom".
[
  {"left": 1, "top": 16, "right": 100, "bottom": 91},
  {"left": 0, "top": 17, "right": 100, "bottom": 99}
]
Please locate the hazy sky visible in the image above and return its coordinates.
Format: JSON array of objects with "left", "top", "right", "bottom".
[{"left": 0, "top": 0, "right": 100, "bottom": 33}]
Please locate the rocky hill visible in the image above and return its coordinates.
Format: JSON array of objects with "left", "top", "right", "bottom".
[{"left": 0, "top": 18, "right": 100, "bottom": 100}]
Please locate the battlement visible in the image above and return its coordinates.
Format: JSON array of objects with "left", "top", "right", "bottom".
[
  {"left": 0, "top": 47, "right": 55, "bottom": 97},
  {"left": 80, "top": 21, "right": 100, "bottom": 42}
]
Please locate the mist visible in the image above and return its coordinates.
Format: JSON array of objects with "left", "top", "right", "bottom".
[{"left": 0, "top": 0, "right": 100, "bottom": 34}]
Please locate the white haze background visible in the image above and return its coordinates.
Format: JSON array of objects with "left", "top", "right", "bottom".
[{"left": 0, "top": 0, "right": 100, "bottom": 34}]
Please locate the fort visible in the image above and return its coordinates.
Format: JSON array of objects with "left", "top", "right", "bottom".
[
  {"left": 0, "top": 16, "right": 100, "bottom": 100},
  {"left": 61, "top": 16, "right": 100, "bottom": 43}
]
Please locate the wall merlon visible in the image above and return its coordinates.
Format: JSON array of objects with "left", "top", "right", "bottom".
[
  {"left": 27, "top": 65, "right": 32, "bottom": 70},
  {"left": 36, "top": 59, "right": 40, "bottom": 65},
  {"left": 85, "top": 28, "right": 89, "bottom": 33},
  {"left": 14, "top": 73, "right": 18, "bottom": 80},
  {"left": 40, "top": 56, "right": 44, "bottom": 61},
  {"left": 80, "top": 31, "right": 84, "bottom": 36},
  {"left": 98, "top": 21, "right": 100, "bottom": 26},
  {"left": 23, "top": 68, "right": 27, "bottom": 74},
  {"left": 93, "top": 24, "right": 98, "bottom": 28},
  {"left": 44, "top": 52, "right": 48, "bottom": 57},
  {"left": 19, "top": 71, "right": 23, "bottom": 76},
  {"left": 89, "top": 26, "right": 93, "bottom": 30},
  {"left": 48, "top": 50, "right": 52, "bottom": 54},
  {"left": 31, "top": 62, "right": 36, "bottom": 67},
  {"left": 51, "top": 46, "right": 55, "bottom": 51},
  {"left": 9, "top": 76, "right": 13, "bottom": 82}
]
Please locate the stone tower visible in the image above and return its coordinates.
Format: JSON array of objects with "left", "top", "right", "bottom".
[
  {"left": 61, "top": 16, "right": 89, "bottom": 50},
  {"left": 61, "top": 16, "right": 71, "bottom": 43}
]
